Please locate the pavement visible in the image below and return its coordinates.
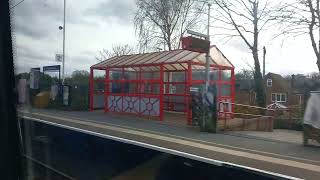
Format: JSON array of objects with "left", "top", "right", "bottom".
[
  {"left": 19, "top": 108, "right": 320, "bottom": 180},
  {"left": 227, "top": 129, "right": 303, "bottom": 144}
]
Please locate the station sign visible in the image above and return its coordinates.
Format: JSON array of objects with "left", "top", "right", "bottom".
[
  {"left": 181, "top": 36, "right": 210, "bottom": 53},
  {"left": 43, "top": 65, "right": 60, "bottom": 72},
  {"left": 43, "top": 65, "right": 61, "bottom": 81}
]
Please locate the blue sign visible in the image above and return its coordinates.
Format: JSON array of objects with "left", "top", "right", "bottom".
[
  {"left": 43, "top": 65, "right": 60, "bottom": 72},
  {"left": 31, "top": 67, "right": 40, "bottom": 71}
]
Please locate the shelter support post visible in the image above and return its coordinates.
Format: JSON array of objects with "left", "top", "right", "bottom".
[
  {"left": 218, "top": 68, "right": 222, "bottom": 98},
  {"left": 139, "top": 67, "right": 142, "bottom": 114},
  {"left": 121, "top": 67, "right": 124, "bottom": 112},
  {"left": 104, "top": 68, "right": 109, "bottom": 112},
  {"left": 166, "top": 71, "right": 170, "bottom": 94},
  {"left": 166, "top": 72, "right": 171, "bottom": 110},
  {"left": 184, "top": 70, "right": 187, "bottom": 116},
  {"left": 187, "top": 62, "right": 192, "bottom": 125},
  {"left": 89, "top": 67, "right": 94, "bottom": 111},
  {"left": 150, "top": 71, "right": 153, "bottom": 92},
  {"left": 135, "top": 70, "right": 139, "bottom": 93},
  {"left": 231, "top": 68, "right": 235, "bottom": 118},
  {"left": 160, "top": 65, "right": 164, "bottom": 121}
]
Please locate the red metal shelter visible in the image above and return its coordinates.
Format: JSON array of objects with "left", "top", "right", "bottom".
[{"left": 89, "top": 45, "right": 235, "bottom": 124}]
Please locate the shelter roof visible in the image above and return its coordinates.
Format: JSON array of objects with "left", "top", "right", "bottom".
[{"left": 91, "top": 46, "right": 234, "bottom": 71}]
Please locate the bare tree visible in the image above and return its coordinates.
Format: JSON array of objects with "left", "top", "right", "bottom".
[
  {"left": 308, "top": 72, "right": 320, "bottom": 79},
  {"left": 235, "top": 68, "right": 254, "bottom": 80},
  {"left": 96, "top": 44, "right": 134, "bottom": 61},
  {"left": 134, "top": 0, "right": 205, "bottom": 52},
  {"left": 210, "top": 0, "right": 278, "bottom": 107},
  {"left": 276, "top": 0, "right": 320, "bottom": 72}
]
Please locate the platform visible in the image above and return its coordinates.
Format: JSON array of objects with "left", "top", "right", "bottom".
[{"left": 19, "top": 108, "right": 320, "bottom": 179}]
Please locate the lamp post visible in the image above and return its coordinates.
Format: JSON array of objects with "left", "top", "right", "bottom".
[
  {"left": 201, "top": 3, "right": 211, "bottom": 131},
  {"left": 263, "top": 46, "right": 266, "bottom": 77},
  {"left": 185, "top": 3, "right": 212, "bottom": 131},
  {"left": 204, "top": 3, "right": 211, "bottom": 95},
  {"left": 59, "top": 0, "right": 66, "bottom": 84}
]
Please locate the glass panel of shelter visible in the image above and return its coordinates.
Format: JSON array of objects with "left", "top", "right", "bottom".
[
  {"left": 100, "top": 64, "right": 233, "bottom": 116},
  {"left": 93, "top": 69, "right": 106, "bottom": 94},
  {"left": 107, "top": 67, "right": 161, "bottom": 95},
  {"left": 163, "top": 70, "right": 188, "bottom": 112}
]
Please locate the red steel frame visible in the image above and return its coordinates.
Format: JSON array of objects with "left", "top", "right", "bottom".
[{"left": 89, "top": 61, "right": 235, "bottom": 125}]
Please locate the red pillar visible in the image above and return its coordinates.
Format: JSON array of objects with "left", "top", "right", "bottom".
[
  {"left": 159, "top": 65, "right": 164, "bottom": 121},
  {"left": 231, "top": 68, "right": 235, "bottom": 118},
  {"left": 187, "top": 62, "right": 192, "bottom": 125},
  {"left": 166, "top": 72, "right": 170, "bottom": 93},
  {"left": 121, "top": 67, "right": 124, "bottom": 112},
  {"left": 218, "top": 68, "right": 223, "bottom": 118},
  {"left": 184, "top": 70, "right": 187, "bottom": 116},
  {"left": 89, "top": 67, "right": 94, "bottom": 111},
  {"left": 135, "top": 70, "right": 139, "bottom": 93},
  {"left": 139, "top": 67, "right": 142, "bottom": 93},
  {"left": 105, "top": 68, "right": 109, "bottom": 112},
  {"left": 165, "top": 72, "right": 170, "bottom": 110},
  {"left": 150, "top": 71, "right": 154, "bottom": 93},
  {"left": 139, "top": 67, "right": 142, "bottom": 115},
  {"left": 218, "top": 68, "right": 222, "bottom": 98}
]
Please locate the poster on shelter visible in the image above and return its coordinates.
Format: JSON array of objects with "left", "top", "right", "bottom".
[{"left": 30, "top": 68, "right": 40, "bottom": 89}]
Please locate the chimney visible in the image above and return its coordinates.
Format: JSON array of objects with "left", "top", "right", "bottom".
[{"left": 291, "top": 74, "right": 295, "bottom": 88}]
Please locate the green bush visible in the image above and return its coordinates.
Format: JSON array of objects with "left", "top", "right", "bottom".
[
  {"left": 192, "top": 94, "right": 217, "bottom": 133},
  {"left": 69, "top": 85, "right": 89, "bottom": 110},
  {"left": 274, "top": 118, "right": 303, "bottom": 131}
]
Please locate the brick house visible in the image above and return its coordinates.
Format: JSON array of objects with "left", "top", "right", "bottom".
[
  {"left": 264, "top": 72, "right": 304, "bottom": 107},
  {"left": 235, "top": 72, "right": 310, "bottom": 107},
  {"left": 265, "top": 73, "right": 290, "bottom": 106}
]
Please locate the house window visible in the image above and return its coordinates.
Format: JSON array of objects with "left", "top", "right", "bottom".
[
  {"left": 271, "top": 93, "right": 287, "bottom": 102},
  {"left": 266, "top": 79, "right": 272, "bottom": 87},
  {"left": 281, "top": 94, "right": 286, "bottom": 102}
]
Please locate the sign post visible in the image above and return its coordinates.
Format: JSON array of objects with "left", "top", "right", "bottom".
[{"left": 30, "top": 68, "right": 40, "bottom": 89}]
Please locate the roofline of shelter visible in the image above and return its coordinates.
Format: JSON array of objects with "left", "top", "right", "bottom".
[
  {"left": 91, "top": 45, "right": 234, "bottom": 70},
  {"left": 210, "top": 45, "right": 235, "bottom": 68}
]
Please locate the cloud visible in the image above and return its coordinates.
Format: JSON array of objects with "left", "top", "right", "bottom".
[
  {"left": 12, "top": 18, "right": 51, "bottom": 40},
  {"left": 10, "top": 0, "right": 61, "bottom": 41},
  {"left": 13, "top": 43, "right": 54, "bottom": 73},
  {"left": 10, "top": 0, "right": 95, "bottom": 40},
  {"left": 85, "top": 0, "right": 136, "bottom": 24},
  {"left": 10, "top": 0, "right": 110, "bottom": 75},
  {"left": 227, "top": 38, "right": 251, "bottom": 53},
  {"left": 11, "top": 0, "right": 317, "bottom": 77},
  {"left": 17, "top": 45, "right": 51, "bottom": 61}
]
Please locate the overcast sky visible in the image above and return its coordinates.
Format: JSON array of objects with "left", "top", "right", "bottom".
[{"left": 10, "top": 0, "right": 319, "bottom": 76}]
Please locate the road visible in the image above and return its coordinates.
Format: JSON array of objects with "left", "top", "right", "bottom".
[{"left": 19, "top": 108, "right": 320, "bottom": 179}]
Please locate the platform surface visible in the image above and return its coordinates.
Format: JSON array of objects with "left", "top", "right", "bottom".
[{"left": 19, "top": 108, "right": 320, "bottom": 180}]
